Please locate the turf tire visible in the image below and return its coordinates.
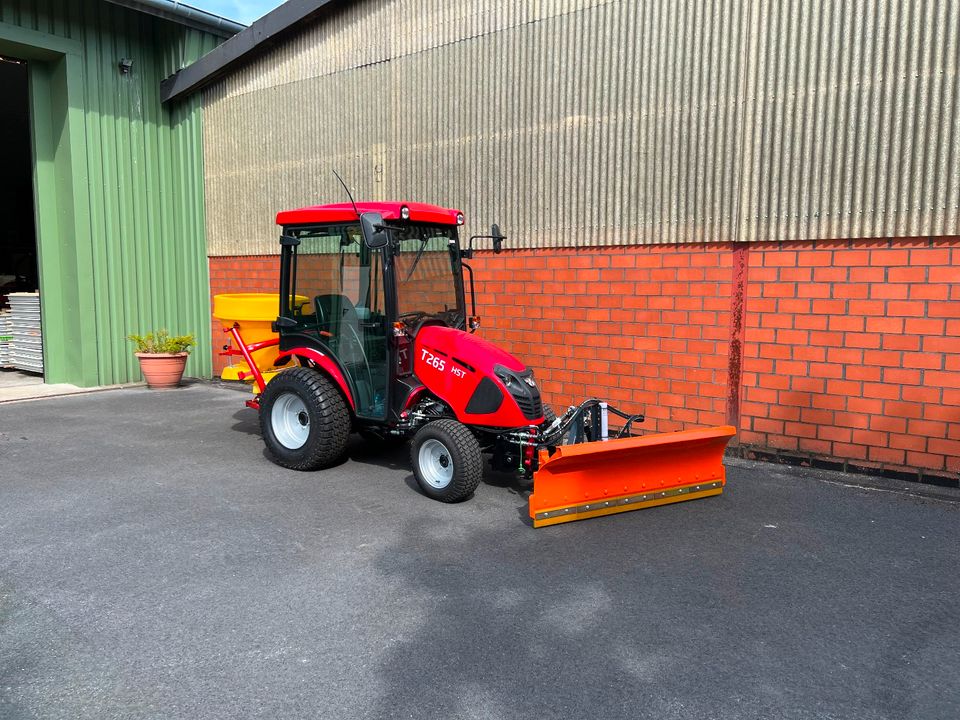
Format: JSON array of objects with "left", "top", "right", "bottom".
[
  {"left": 259, "top": 367, "right": 350, "bottom": 470},
  {"left": 410, "top": 419, "right": 483, "bottom": 503}
]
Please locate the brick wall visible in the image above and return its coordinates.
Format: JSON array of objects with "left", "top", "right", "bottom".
[
  {"left": 468, "top": 245, "right": 732, "bottom": 433},
  {"left": 209, "top": 237, "right": 960, "bottom": 479},
  {"left": 740, "top": 239, "right": 960, "bottom": 476}
]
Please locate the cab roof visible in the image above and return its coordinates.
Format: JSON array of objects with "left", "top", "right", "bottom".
[{"left": 276, "top": 202, "right": 463, "bottom": 227}]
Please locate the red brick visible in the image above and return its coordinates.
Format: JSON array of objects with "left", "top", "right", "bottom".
[
  {"left": 764, "top": 252, "right": 798, "bottom": 267},
  {"left": 844, "top": 333, "right": 882, "bottom": 349},
  {"left": 928, "top": 302, "right": 960, "bottom": 318},
  {"left": 846, "top": 366, "right": 882, "bottom": 382},
  {"left": 882, "top": 368, "right": 922, "bottom": 385},
  {"left": 910, "top": 248, "right": 951, "bottom": 265},
  {"left": 834, "top": 250, "right": 870, "bottom": 265},
  {"left": 868, "top": 446, "right": 906, "bottom": 465},
  {"left": 808, "top": 363, "right": 845, "bottom": 379},
  {"left": 906, "top": 451, "right": 946, "bottom": 470},
  {"left": 798, "top": 251, "right": 833, "bottom": 266},
  {"left": 826, "top": 347, "right": 863, "bottom": 364},
  {"left": 795, "top": 315, "right": 829, "bottom": 330},
  {"left": 901, "top": 385, "right": 942, "bottom": 403},
  {"left": 784, "top": 422, "right": 818, "bottom": 439},
  {"left": 869, "top": 284, "right": 908, "bottom": 300},
  {"left": 904, "top": 318, "right": 945, "bottom": 334},
  {"left": 863, "top": 350, "right": 903, "bottom": 367},
  {"left": 884, "top": 401, "right": 924, "bottom": 419},
  {"left": 814, "top": 267, "right": 849, "bottom": 282},
  {"left": 833, "top": 443, "right": 869, "bottom": 460},
  {"left": 812, "top": 299, "right": 847, "bottom": 314},
  {"left": 833, "top": 284, "right": 870, "bottom": 299},
  {"left": 925, "top": 371, "right": 960, "bottom": 388},
  {"left": 753, "top": 418, "right": 785, "bottom": 434},
  {"left": 929, "top": 266, "right": 960, "bottom": 282},
  {"left": 849, "top": 299, "right": 888, "bottom": 315},
  {"left": 868, "top": 249, "right": 910, "bottom": 266},
  {"left": 798, "top": 438, "right": 833, "bottom": 454},
  {"left": 881, "top": 335, "right": 921, "bottom": 351},
  {"left": 847, "top": 397, "right": 884, "bottom": 414},
  {"left": 907, "top": 419, "right": 948, "bottom": 438},
  {"left": 929, "top": 438, "right": 960, "bottom": 456},
  {"left": 818, "top": 426, "right": 852, "bottom": 443},
  {"left": 922, "top": 336, "right": 959, "bottom": 353},
  {"left": 903, "top": 352, "right": 944, "bottom": 372},
  {"left": 828, "top": 316, "right": 865, "bottom": 332},
  {"left": 909, "top": 284, "right": 949, "bottom": 301},
  {"left": 861, "top": 382, "right": 902, "bottom": 400},
  {"left": 887, "top": 266, "right": 927, "bottom": 282},
  {"left": 886, "top": 300, "right": 926, "bottom": 317},
  {"left": 870, "top": 416, "right": 907, "bottom": 433},
  {"left": 811, "top": 394, "right": 847, "bottom": 411}
]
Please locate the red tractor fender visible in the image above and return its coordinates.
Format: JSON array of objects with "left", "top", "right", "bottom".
[{"left": 275, "top": 347, "right": 356, "bottom": 411}]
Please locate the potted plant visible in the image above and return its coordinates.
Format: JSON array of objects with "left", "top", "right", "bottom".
[{"left": 127, "top": 329, "right": 196, "bottom": 389}]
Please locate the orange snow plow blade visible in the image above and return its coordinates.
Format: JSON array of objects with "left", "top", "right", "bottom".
[{"left": 529, "top": 426, "right": 736, "bottom": 528}]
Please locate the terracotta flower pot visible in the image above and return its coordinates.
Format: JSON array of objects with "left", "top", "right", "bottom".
[{"left": 135, "top": 352, "right": 189, "bottom": 389}]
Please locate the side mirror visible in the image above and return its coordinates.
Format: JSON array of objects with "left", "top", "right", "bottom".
[
  {"left": 360, "top": 212, "right": 388, "bottom": 248},
  {"left": 491, "top": 223, "right": 504, "bottom": 254}
]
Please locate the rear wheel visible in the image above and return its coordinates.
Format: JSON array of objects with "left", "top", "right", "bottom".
[
  {"left": 410, "top": 419, "right": 482, "bottom": 502},
  {"left": 259, "top": 367, "right": 350, "bottom": 470}
]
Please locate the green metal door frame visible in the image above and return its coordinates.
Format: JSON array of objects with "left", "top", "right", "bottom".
[{"left": 0, "top": 22, "right": 100, "bottom": 385}]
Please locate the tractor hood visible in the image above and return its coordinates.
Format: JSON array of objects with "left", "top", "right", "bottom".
[
  {"left": 416, "top": 325, "right": 526, "bottom": 374},
  {"left": 413, "top": 325, "right": 543, "bottom": 427}
]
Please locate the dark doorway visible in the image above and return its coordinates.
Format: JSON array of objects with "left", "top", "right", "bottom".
[{"left": 0, "top": 56, "right": 38, "bottom": 303}]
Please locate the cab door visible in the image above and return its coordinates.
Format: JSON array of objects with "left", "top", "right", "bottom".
[{"left": 287, "top": 224, "right": 390, "bottom": 419}]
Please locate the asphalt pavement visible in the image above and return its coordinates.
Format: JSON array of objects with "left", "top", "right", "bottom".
[{"left": 1, "top": 383, "right": 958, "bottom": 720}]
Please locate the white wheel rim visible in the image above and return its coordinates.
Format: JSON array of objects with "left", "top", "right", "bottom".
[
  {"left": 419, "top": 438, "right": 454, "bottom": 489},
  {"left": 272, "top": 392, "right": 310, "bottom": 449}
]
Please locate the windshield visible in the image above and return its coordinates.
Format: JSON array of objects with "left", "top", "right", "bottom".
[{"left": 392, "top": 224, "right": 463, "bottom": 326}]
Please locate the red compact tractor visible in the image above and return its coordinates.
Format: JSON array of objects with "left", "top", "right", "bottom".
[{"left": 220, "top": 201, "right": 734, "bottom": 527}]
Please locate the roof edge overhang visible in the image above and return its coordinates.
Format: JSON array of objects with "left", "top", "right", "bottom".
[
  {"left": 104, "top": 0, "right": 246, "bottom": 38},
  {"left": 160, "top": 0, "right": 340, "bottom": 104}
]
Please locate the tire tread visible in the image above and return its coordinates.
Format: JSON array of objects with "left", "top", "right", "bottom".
[
  {"left": 260, "top": 367, "right": 350, "bottom": 470},
  {"left": 411, "top": 419, "right": 483, "bottom": 503}
]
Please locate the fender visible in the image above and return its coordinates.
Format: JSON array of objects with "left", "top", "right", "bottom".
[{"left": 275, "top": 347, "right": 356, "bottom": 410}]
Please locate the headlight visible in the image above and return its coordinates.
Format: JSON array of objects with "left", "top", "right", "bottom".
[{"left": 400, "top": 205, "right": 410, "bottom": 220}]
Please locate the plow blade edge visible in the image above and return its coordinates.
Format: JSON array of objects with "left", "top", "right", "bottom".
[{"left": 529, "top": 426, "right": 736, "bottom": 528}]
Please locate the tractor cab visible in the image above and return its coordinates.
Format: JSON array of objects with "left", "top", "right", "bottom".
[{"left": 275, "top": 202, "right": 468, "bottom": 423}]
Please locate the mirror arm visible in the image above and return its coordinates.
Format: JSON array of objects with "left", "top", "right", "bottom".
[{"left": 461, "top": 261, "right": 478, "bottom": 322}]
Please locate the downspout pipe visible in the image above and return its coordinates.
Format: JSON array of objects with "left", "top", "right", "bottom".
[{"left": 104, "top": 0, "right": 247, "bottom": 37}]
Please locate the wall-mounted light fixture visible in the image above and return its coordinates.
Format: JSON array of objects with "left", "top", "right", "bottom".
[{"left": 118, "top": 58, "right": 133, "bottom": 74}]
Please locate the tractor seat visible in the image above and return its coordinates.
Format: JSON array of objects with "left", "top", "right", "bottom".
[{"left": 314, "top": 293, "right": 367, "bottom": 364}]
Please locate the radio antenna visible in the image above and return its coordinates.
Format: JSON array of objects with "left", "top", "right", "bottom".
[{"left": 332, "top": 169, "right": 360, "bottom": 217}]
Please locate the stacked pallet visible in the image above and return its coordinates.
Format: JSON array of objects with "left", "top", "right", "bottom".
[
  {"left": 8, "top": 293, "right": 42, "bottom": 374},
  {"left": 0, "top": 310, "right": 10, "bottom": 367}
]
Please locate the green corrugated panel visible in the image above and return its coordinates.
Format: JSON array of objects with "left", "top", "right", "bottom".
[{"left": 0, "top": 0, "right": 222, "bottom": 386}]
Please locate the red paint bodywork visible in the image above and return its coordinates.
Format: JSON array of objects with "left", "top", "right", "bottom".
[
  {"left": 414, "top": 325, "right": 539, "bottom": 427},
  {"left": 275, "top": 347, "right": 356, "bottom": 410},
  {"left": 276, "top": 202, "right": 463, "bottom": 227}
]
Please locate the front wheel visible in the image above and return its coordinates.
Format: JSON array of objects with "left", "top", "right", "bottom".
[
  {"left": 410, "top": 419, "right": 483, "bottom": 502},
  {"left": 259, "top": 367, "right": 350, "bottom": 470}
]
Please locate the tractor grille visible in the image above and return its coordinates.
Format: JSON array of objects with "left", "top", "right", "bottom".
[
  {"left": 512, "top": 392, "right": 543, "bottom": 421},
  {"left": 508, "top": 385, "right": 543, "bottom": 421},
  {"left": 495, "top": 364, "right": 544, "bottom": 421}
]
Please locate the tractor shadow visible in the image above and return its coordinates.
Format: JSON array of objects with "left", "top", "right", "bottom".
[
  {"left": 227, "top": 410, "right": 533, "bottom": 506},
  {"left": 230, "top": 408, "right": 261, "bottom": 437},
  {"left": 347, "top": 435, "right": 533, "bottom": 504}
]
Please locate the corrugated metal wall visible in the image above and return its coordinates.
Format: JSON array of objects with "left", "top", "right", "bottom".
[
  {"left": 1, "top": 0, "right": 220, "bottom": 384},
  {"left": 202, "top": 0, "right": 960, "bottom": 254}
]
